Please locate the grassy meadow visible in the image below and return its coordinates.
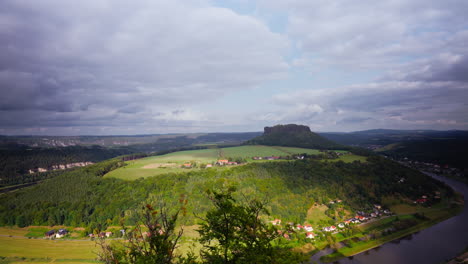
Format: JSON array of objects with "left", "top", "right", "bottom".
[{"left": 104, "top": 145, "right": 356, "bottom": 180}]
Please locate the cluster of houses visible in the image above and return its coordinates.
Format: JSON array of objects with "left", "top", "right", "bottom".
[
  {"left": 181, "top": 160, "right": 239, "bottom": 169},
  {"left": 252, "top": 155, "right": 307, "bottom": 160},
  {"left": 396, "top": 158, "right": 465, "bottom": 180},
  {"left": 29, "top": 161, "right": 94, "bottom": 174},
  {"left": 88, "top": 231, "right": 115, "bottom": 238},
  {"left": 269, "top": 204, "right": 393, "bottom": 240},
  {"left": 252, "top": 156, "right": 282, "bottom": 160},
  {"left": 414, "top": 192, "right": 440, "bottom": 204},
  {"left": 44, "top": 229, "right": 68, "bottom": 239}
]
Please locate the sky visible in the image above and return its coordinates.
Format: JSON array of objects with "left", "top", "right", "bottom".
[{"left": 1, "top": 0, "right": 468, "bottom": 135}]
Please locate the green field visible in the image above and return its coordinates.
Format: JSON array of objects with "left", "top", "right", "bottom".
[
  {"left": 105, "top": 145, "right": 351, "bottom": 180},
  {"left": 306, "top": 204, "right": 331, "bottom": 223},
  {"left": 0, "top": 236, "right": 95, "bottom": 263}
]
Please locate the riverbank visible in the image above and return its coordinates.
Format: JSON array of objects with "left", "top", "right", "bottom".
[{"left": 315, "top": 172, "right": 466, "bottom": 263}]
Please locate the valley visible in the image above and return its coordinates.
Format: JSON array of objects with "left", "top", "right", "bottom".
[{"left": 0, "top": 125, "right": 465, "bottom": 263}]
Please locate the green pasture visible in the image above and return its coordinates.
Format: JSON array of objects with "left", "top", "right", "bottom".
[
  {"left": 104, "top": 145, "right": 361, "bottom": 180},
  {"left": 0, "top": 236, "right": 95, "bottom": 261}
]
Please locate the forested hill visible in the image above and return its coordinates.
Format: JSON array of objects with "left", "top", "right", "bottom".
[
  {"left": 0, "top": 145, "right": 133, "bottom": 187},
  {"left": 246, "top": 124, "right": 341, "bottom": 149},
  {"left": 0, "top": 156, "right": 450, "bottom": 230}
]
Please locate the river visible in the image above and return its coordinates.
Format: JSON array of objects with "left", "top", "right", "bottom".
[{"left": 309, "top": 172, "right": 468, "bottom": 264}]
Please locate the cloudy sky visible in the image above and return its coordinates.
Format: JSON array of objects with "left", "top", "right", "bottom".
[{"left": 1, "top": 0, "right": 467, "bottom": 135}]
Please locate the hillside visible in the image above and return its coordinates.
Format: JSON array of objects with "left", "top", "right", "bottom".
[
  {"left": 247, "top": 124, "right": 340, "bottom": 149},
  {"left": 0, "top": 153, "right": 450, "bottom": 230}
]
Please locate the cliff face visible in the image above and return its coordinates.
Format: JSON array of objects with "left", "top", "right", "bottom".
[
  {"left": 247, "top": 124, "right": 340, "bottom": 149},
  {"left": 264, "top": 124, "right": 311, "bottom": 135}
]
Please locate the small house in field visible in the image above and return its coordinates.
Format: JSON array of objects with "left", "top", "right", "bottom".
[
  {"left": 296, "top": 224, "right": 303, "bottom": 230},
  {"left": 338, "top": 223, "right": 345, "bottom": 229},
  {"left": 217, "top": 159, "right": 229, "bottom": 165},
  {"left": 227, "top": 161, "right": 238, "bottom": 165},
  {"left": 205, "top": 164, "right": 213, "bottom": 168},
  {"left": 271, "top": 219, "right": 281, "bottom": 225},
  {"left": 55, "top": 229, "right": 68, "bottom": 238},
  {"left": 183, "top": 163, "right": 192, "bottom": 168},
  {"left": 105, "top": 231, "right": 113, "bottom": 238},
  {"left": 45, "top": 230, "right": 56, "bottom": 238},
  {"left": 304, "top": 225, "right": 313, "bottom": 232},
  {"left": 306, "top": 232, "right": 315, "bottom": 239}
]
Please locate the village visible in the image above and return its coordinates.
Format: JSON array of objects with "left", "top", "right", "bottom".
[
  {"left": 28, "top": 161, "right": 94, "bottom": 174},
  {"left": 269, "top": 203, "right": 393, "bottom": 241}
]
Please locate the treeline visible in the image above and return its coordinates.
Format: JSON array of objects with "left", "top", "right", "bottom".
[
  {"left": 0, "top": 145, "right": 133, "bottom": 187},
  {"left": 0, "top": 155, "right": 449, "bottom": 233},
  {"left": 381, "top": 138, "right": 468, "bottom": 169}
]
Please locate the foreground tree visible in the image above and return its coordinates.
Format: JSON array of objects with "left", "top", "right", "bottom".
[
  {"left": 97, "top": 199, "right": 195, "bottom": 264},
  {"left": 98, "top": 190, "right": 307, "bottom": 264},
  {"left": 198, "top": 190, "right": 307, "bottom": 264}
]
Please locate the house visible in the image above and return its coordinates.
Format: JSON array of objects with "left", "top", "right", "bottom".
[
  {"left": 45, "top": 230, "right": 56, "bottom": 238},
  {"left": 374, "top": 204, "right": 382, "bottom": 210},
  {"left": 205, "top": 164, "right": 213, "bottom": 168},
  {"left": 252, "top": 157, "right": 262, "bottom": 160},
  {"left": 105, "top": 232, "right": 113, "bottom": 238},
  {"left": 329, "top": 226, "right": 337, "bottom": 232},
  {"left": 296, "top": 224, "right": 303, "bottom": 230},
  {"left": 183, "top": 163, "right": 192, "bottom": 168},
  {"left": 304, "top": 225, "right": 313, "bottom": 232},
  {"left": 99, "top": 232, "right": 106, "bottom": 238},
  {"left": 55, "top": 229, "right": 68, "bottom": 238},
  {"left": 217, "top": 159, "right": 229, "bottom": 165},
  {"left": 227, "top": 162, "right": 238, "bottom": 165},
  {"left": 271, "top": 219, "right": 281, "bottom": 225},
  {"left": 306, "top": 232, "right": 315, "bottom": 239},
  {"left": 344, "top": 220, "right": 351, "bottom": 225},
  {"left": 338, "top": 223, "right": 345, "bottom": 229},
  {"left": 416, "top": 198, "right": 427, "bottom": 203}
]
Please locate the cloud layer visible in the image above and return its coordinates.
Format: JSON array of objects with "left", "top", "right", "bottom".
[
  {"left": 0, "top": 0, "right": 288, "bottom": 134},
  {"left": 1, "top": 0, "right": 467, "bottom": 134}
]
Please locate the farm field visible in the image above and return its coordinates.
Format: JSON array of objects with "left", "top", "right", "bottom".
[
  {"left": 0, "top": 236, "right": 95, "bottom": 263},
  {"left": 105, "top": 145, "right": 354, "bottom": 180}
]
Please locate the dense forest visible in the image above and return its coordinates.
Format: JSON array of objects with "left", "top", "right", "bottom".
[{"left": 0, "top": 155, "right": 450, "bottom": 234}]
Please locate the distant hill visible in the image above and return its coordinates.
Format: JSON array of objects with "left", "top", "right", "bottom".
[
  {"left": 246, "top": 124, "right": 341, "bottom": 149},
  {"left": 319, "top": 129, "right": 468, "bottom": 169}
]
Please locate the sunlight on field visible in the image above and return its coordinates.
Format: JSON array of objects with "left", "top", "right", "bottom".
[
  {"left": 0, "top": 236, "right": 96, "bottom": 260},
  {"left": 306, "top": 204, "right": 331, "bottom": 223},
  {"left": 104, "top": 145, "right": 349, "bottom": 180}
]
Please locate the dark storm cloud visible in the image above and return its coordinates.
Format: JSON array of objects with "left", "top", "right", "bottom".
[{"left": 0, "top": 0, "right": 288, "bottom": 134}]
